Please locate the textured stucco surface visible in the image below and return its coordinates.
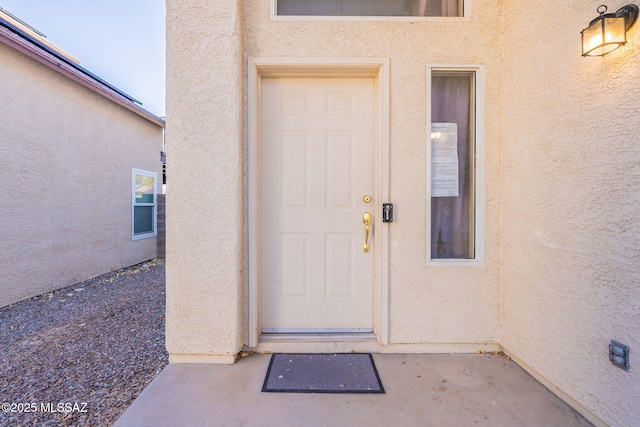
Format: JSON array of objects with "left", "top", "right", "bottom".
[
  {"left": 0, "top": 43, "right": 162, "bottom": 308},
  {"left": 165, "top": 0, "right": 245, "bottom": 357},
  {"left": 166, "top": 0, "right": 502, "bottom": 354},
  {"left": 166, "top": 1, "right": 639, "bottom": 425},
  {"left": 243, "top": 0, "right": 503, "bottom": 345},
  {"left": 500, "top": 1, "right": 640, "bottom": 426}
]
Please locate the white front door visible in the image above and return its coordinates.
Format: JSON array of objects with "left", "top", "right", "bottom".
[{"left": 260, "top": 76, "right": 375, "bottom": 332}]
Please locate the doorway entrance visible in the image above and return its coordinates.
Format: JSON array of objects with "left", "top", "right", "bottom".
[
  {"left": 247, "top": 59, "right": 389, "bottom": 347},
  {"left": 260, "top": 76, "right": 375, "bottom": 332}
]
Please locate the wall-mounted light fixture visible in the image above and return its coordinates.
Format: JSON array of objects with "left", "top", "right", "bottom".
[{"left": 582, "top": 4, "right": 639, "bottom": 56}]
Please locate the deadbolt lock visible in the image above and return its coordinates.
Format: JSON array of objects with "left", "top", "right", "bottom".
[{"left": 363, "top": 195, "right": 372, "bottom": 203}]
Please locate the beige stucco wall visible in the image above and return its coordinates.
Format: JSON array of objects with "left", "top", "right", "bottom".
[
  {"left": 166, "top": 0, "right": 503, "bottom": 361},
  {"left": 500, "top": 1, "right": 640, "bottom": 426},
  {"left": 167, "top": 0, "right": 640, "bottom": 422},
  {"left": 165, "top": 0, "right": 246, "bottom": 362},
  {"left": 243, "top": 1, "right": 504, "bottom": 344},
  {"left": 0, "top": 42, "right": 163, "bottom": 308}
]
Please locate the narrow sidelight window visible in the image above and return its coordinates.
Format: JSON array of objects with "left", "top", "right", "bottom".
[
  {"left": 132, "top": 169, "right": 157, "bottom": 240},
  {"left": 428, "top": 68, "right": 483, "bottom": 262}
]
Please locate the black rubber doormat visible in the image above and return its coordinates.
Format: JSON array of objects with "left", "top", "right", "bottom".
[{"left": 261, "top": 353, "right": 385, "bottom": 394}]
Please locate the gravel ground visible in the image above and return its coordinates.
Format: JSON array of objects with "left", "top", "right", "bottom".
[{"left": 0, "top": 259, "right": 168, "bottom": 426}]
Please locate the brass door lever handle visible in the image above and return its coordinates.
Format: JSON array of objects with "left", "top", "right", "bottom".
[{"left": 362, "top": 212, "right": 372, "bottom": 253}]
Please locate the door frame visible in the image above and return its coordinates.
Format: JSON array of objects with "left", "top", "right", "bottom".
[{"left": 248, "top": 58, "right": 390, "bottom": 347}]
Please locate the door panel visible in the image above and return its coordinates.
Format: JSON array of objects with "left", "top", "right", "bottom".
[{"left": 260, "top": 77, "right": 375, "bottom": 332}]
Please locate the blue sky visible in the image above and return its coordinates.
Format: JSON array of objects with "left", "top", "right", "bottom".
[{"left": 1, "top": 0, "right": 166, "bottom": 116}]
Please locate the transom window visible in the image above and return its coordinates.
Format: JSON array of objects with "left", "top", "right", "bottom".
[{"left": 276, "top": 0, "right": 461, "bottom": 17}]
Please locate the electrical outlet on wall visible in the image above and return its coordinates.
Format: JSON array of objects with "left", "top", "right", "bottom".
[{"left": 609, "top": 340, "right": 630, "bottom": 372}]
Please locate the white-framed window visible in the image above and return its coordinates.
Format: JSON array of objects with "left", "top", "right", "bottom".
[
  {"left": 426, "top": 65, "right": 484, "bottom": 265},
  {"left": 132, "top": 168, "right": 157, "bottom": 240},
  {"left": 273, "top": 0, "right": 468, "bottom": 17}
]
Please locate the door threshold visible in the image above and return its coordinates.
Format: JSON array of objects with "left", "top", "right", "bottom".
[
  {"left": 260, "top": 332, "right": 377, "bottom": 342},
  {"left": 255, "top": 332, "right": 381, "bottom": 354}
]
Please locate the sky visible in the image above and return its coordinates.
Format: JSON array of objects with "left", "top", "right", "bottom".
[{"left": 0, "top": 0, "right": 166, "bottom": 117}]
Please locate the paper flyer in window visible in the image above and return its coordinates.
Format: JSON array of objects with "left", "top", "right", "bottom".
[{"left": 430, "top": 123, "right": 459, "bottom": 197}]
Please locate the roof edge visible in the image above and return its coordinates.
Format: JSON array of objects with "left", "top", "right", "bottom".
[{"left": 0, "top": 17, "right": 165, "bottom": 128}]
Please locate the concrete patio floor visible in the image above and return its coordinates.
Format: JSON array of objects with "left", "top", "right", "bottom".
[{"left": 115, "top": 353, "right": 594, "bottom": 427}]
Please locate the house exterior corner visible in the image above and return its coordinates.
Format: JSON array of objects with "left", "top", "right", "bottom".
[
  {"left": 167, "top": 1, "right": 640, "bottom": 426},
  {"left": 1, "top": 13, "right": 164, "bottom": 308}
]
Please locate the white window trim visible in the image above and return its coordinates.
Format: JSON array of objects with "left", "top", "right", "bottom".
[
  {"left": 426, "top": 64, "right": 485, "bottom": 266},
  {"left": 270, "top": 0, "right": 472, "bottom": 20},
  {"left": 132, "top": 168, "right": 157, "bottom": 241}
]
